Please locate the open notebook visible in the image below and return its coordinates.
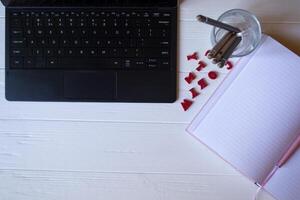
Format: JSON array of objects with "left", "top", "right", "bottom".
[{"left": 187, "top": 36, "right": 300, "bottom": 200}]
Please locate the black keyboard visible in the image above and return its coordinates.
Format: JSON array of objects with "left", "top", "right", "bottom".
[{"left": 8, "top": 9, "right": 172, "bottom": 70}]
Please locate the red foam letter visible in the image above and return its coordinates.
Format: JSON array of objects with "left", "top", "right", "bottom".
[
  {"left": 187, "top": 52, "right": 199, "bottom": 61},
  {"left": 189, "top": 88, "right": 200, "bottom": 99},
  {"left": 205, "top": 50, "right": 210, "bottom": 56},
  {"left": 198, "top": 78, "right": 208, "bottom": 90},
  {"left": 208, "top": 71, "right": 218, "bottom": 80},
  {"left": 196, "top": 61, "right": 207, "bottom": 71},
  {"left": 184, "top": 72, "right": 196, "bottom": 84},
  {"left": 181, "top": 99, "right": 193, "bottom": 111},
  {"left": 226, "top": 60, "right": 233, "bottom": 70}
]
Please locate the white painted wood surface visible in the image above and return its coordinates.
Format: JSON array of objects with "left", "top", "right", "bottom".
[{"left": 1, "top": 0, "right": 299, "bottom": 199}]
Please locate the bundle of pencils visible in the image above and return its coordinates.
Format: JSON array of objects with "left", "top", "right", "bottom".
[{"left": 197, "top": 15, "right": 242, "bottom": 68}]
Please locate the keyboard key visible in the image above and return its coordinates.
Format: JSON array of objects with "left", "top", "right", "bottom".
[
  {"left": 158, "top": 20, "right": 171, "bottom": 27},
  {"left": 24, "top": 57, "right": 35, "bottom": 68},
  {"left": 134, "top": 59, "right": 146, "bottom": 68},
  {"left": 11, "top": 28, "right": 23, "bottom": 37},
  {"left": 99, "top": 48, "right": 108, "bottom": 56},
  {"left": 59, "top": 58, "right": 122, "bottom": 69},
  {"left": 11, "top": 12, "right": 20, "bottom": 18},
  {"left": 92, "top": 39, "right": 104, "bottom": 47},
  {"left": 147, "top": 58, "right": 159, "bottom": 69},
  {"left": 46, "top": 29, "right": 55, "bottom": 36},
  {"left": 123, "top": 48, "right": 139, "bottom": 57},
  {"left": 138, "top": 39, "right": 170, "bottom": 47},
  {"left": 46, "top": 18, "right": 55, "bottom": 27},
  {"left": 56, "top": 49, "right": 64, "bottom": 56},
  {"left": 66, "top": 49, "right": 75, "bottom": 56},
  {"left": 47, "top": 57, "right": 58, "bottom": 67},
  {"left": 33, "top": 17, "right": 44, "bottom": 27},
  {"left": 123, "top": 59, "right": 133, "bottom": 68},
  {"left": 60, "top": 39, "right": 70, "bottom": 47},
  {"left": 25, "top": 29, "right": 33, "bottom": 36},
  {"left": 148, "top": 63, "right": 159, "bottom": 69},
  {"left": 45, "top": 48, "right": 55, "bottom": 56},
  {"left": 148, "top": 58, "right": 159, "bottom": 63},
  {"left": 88, "top": 48, "right": 98, "bottom": 56},
  {"left": 11, "top": 18, "right": 22, "bottom": 27},
  {"left": 25, "top": 18, "right": 32, "bottom": 27},
  {"left": 143, "top": 48, "right": 170, "bottom": 57},
  {"left": 66, "top": 29, "right": 79, "bottom": 36},
  {"left": 161, "top": 59, "right": 171, "bottom": 69},
  {"left": 78, "top": 49, "right": 86, "bottom": 56},
  {"left": 27, "top": 38, "right": 37, "bottom": 47},
  {"left": 55, "top": 18, "right": 65, "bottom": 27},
  {"left": 162, "top": 13, "right": 171, "bottom": 17},
  {"left": 151, "top": 28, "right": 170, "bottom": 37},
  {"left": 82, "top": 39, "right": 91, "bottom": 46},
  {"left": 11, "top": 39, "right": 25, "bottom": 47},
  {"left": 110, "top": 48, "right": 121, "bottom": 57},
  {"left": 10, "top": 57, "right": 23, "bottom": 68},
  {"left": 57, "top": 29, "right": 66, "bottom": 35},
  {"left": 37, "top": 38, "right": 47, "bottom": 46},
  {"left": 35, "top": 57, "right": 45, "bottom": 68},
  {"left": 11, "top": 48, "right": 24, "bottom": 56},
  {"left": 49, "top": 39, "right": 59, "bottom": 47},
  {"left": 32, "top": 48, "right": 44, "bottom": 56},
  {"left": 36, "top": 29, "right": 45, "bottom": 36}
]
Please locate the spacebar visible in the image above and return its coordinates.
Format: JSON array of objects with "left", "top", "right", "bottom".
[{"left": 59, "top": 58, "right": 122, "bottom": 69}]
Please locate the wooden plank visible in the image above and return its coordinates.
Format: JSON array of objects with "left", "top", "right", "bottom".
[
  {"left": 0, "top": 169, "right": 263, "bottom": 200},
  {"left": 0, "top": 18, "right": 4, "bottom": 69},
  {"left": 0, "top": 70, "right": 229, "bottom": 123},
  {"left": 0, "top": 120, "right": 237, "bottom": 174},
  {"left": 179, "top": 0, "right": 300, "bottom": 22},
  {"left": 0, "top": 4, "right": 4, "bottom": 17}
]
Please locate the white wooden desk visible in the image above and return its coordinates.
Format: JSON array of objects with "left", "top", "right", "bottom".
[{"left": 1, "top": 0, "right": 300, "bottom": 199}]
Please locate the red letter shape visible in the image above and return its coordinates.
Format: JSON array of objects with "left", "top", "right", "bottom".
[
  {"left": 196, "top": 61, "right": 207, "bottom": 71},
  {"left": 226, "top": 60, "right": 233, "bottom": 70},
  {"left": 187, "top": 52, "right": 199, "bottom": 61},
  {"left": 208, "top": 71, "right": 218, "bottom": 80},
  {"left": 184, "top": 72, "right": 196, "bottom": 84},
  {"left": 189, "top": 88, "right": 200, "bottom": 99},
  {"left": 181, "top": 99, "right": 193, "bottom": 111},
  {"left": 205, "top": 50, "right": 211, "bottom": 56},
  {"left": 198, "top": 78, "right": 208, "bottom": 90}
]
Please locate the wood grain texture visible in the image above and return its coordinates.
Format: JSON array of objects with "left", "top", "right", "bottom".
[
  {"left": 0, "top": 169, "right": 258, "bottom": 200},
  {"left": 1, "top": 0, "right": 299, "bottom": 199},
  {"left": 179, "top": 0, "right": 300, "bottom": 22},
  {"left": 0, "top": 120, "right": 239, "bottom": 174},
  {"left": 0, "top": 70, "right": 230, "bottom": 123}
]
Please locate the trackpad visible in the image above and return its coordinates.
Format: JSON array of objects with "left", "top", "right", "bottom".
[{"left": 64, "top": 71, "right": 116, "bottom": 100}]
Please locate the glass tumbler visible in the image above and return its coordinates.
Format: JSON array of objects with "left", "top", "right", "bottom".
[{"left": 210, "top": 9, "right": 262, "bottom": 57}]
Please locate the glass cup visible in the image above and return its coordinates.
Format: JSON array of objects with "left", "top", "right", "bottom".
[{"left": 210, "top": 9, "right": 262, "bottom": 57}]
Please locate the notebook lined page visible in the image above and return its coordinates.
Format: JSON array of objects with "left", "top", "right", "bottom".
[
  {"left": 264, "top": 147, "right": 300, "bottom": 200},
  {"left": 189, "top": 36, "right": 300, "bottom": 184}
]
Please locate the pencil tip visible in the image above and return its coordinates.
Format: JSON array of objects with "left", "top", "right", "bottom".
[
  {"left": 196, "top": 15, "right": 206, "bottom": 22},
  {"left": 218, "top": 63, "right": 224, "bottom": 68},
  {"left": 212, "top": 59, "right": 218, "bottom": 64}
]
